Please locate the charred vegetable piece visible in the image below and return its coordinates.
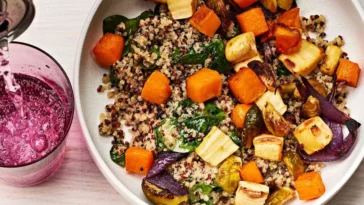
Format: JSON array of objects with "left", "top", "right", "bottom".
[
  {"left": 147, "top": 152, "right": 188, "bottom": 178},
  {"left": 265, "top": 187, "right": 295, "bottom": 205},
  {"left": 283, "top": 151, "right": 304, "bottom": 179},
  {"left": 281, "top": 82, "right": 296, "bottom": 94},
  {"left": 294, "top": 116, "right": 333, "bottom": 155},
  {"left": 262, "top": 102, "right": 291, "bottom": 137},
  {"left": 234, "top": 56, "right": 263, "bottom": 72},
  {"left": 278, "top": 40, "right": 324, "bottom": 76},
  {"left": 217, "top": 156, "right": 242, "bottom": 194},
  {"left": 242, "top": 104, "right": 265, "bottom": 148},
  {"left": 253, "top": 134, "right": 284, "bottom": 161},
  {"left": 260, "top": 0, "right": 278, "bottom": 13},
  {"left": 143, "top": 174, "right": 189, "bottom": 205},
  {"left": 231, "top": 104, "right": 253, "bottom": 129},
  {"left": 190, "top": 6, "right": 221, "bottom": 37},
  {"left": 206, "top": 0, "right": 235, "bottom": 36},
  {"left": 277, "top": 0, "right": 293, "bottom": 10},
  {"left": 302, "top": 96, "right": 321, "bottom": 118},
  {"left": 248, "top": 60, "right": 279, "bottom": 91},
  {"left": 235, "top": 181, "right": 270, "bottom": 205},
  {"left": 256, "top": 90, "right": 287, "bottom": 115},
  {"left": 275, "top": 23, "right": 302, "bottom": 54}
]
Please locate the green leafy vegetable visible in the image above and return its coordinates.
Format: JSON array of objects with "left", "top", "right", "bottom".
[
  {"left": 231, "top": 131, "right": 242, "bottom": 147},
  {"left": 141, "top": 46, "right": 161, "bottom": 70},
  {"left": 173, "top": 39, "right": 232, "bottom": 74},
  {"left": 154, "top": 3, "right": 162, "bottom": 15},
  {"left": 122, "top": 38, "right": 132, "bottom": 57},
  {"left": 110, "top": 140, "right": 129, "bottom": 167},
  {"left": 172, "top": 48, "right": 180, "bottom": 61},
  {"left": 103, "top": 15, "right": 128, "bottom": 34},
  {"left": 109, "top": 67, "right": 120, "bottom": 86},
  {"left": 179, "top": 98, "right": 195, "bottom": 107},
  {"left": 174, "top": 50, "right": 208, "bottom": 65},
  {"left": 276, "top": 61, "right": 292, "bottom": 78},
  {"left": 205, "top": 39, "right": 232, "bottom": 74},
  {"left": 183, "top": 103, "right": 226, "bottom": 134},
  {"left": 189, "top": 182, "right": 220, "bottom": 204}
]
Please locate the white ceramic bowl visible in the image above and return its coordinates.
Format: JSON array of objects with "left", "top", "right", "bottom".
[{"left": 75, "top": 0, "right": 364, "bottom": 204}]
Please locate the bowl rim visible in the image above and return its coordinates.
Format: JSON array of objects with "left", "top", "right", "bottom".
[
  {"left": 0, "top": 41, "right": 75, "bottom": 168},
  {"left": 74, "top": 1, "right": 364, "bottom": 204}
]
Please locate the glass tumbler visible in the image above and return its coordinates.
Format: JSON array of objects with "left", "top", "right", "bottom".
[{"left": 0, "top": 42, "right": 74, "bottom": 186}]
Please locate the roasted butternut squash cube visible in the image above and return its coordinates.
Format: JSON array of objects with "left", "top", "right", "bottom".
[
  {"left": 236, "top": 8, "right": 269, "bottom": 36},
  {"left": 295, "top": 172, "right": 326, "bottom": 200},
  {"left": 228, "top": 67, "right": 266, "bottom": 104},
  {"left": 186, "top": 68, "right": 222, "bottom": 103},
  {"left": 336, "top": 59, "right": 361, "bottom": 87},
  {"left": 190, "top": 6, "right": 221, "bottom": 37},
  {"left": 141, "top": 71, "right": 172, "bottom": 104},
  {"left": 293, "top": 116, "right": 333, "bottom": 155}
]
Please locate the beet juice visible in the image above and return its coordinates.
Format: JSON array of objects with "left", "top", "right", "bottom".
[{"left": 0, "top": 73, "right": 68, "bottom": 167}]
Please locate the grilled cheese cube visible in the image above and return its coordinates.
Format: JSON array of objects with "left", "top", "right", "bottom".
[
  {"left": 294, "top": 116, "right": 333, "bottom": 155},
  {"left": 278, "top": 40, "right": 324, "bottom": 76},
  {"left": 226, "top": 32, "right": 259, "bottom": 64},
  {"left": 235, "top": 181, "right": 270, "bottom": 205},
  {"left": 253, "top": 134, "right": 284, "bottom": 161},
  {"left": 234, "top": 55, "right": 263, "bottom": 72},
  {"left": 320, "top": 44, "right": 342, "bottom": 75},
  {"left": 255, "top": 90, "right": 287, "bottom": 115},
  {"left": 196, "top": 126, "right": 239, "bottom": 166},
  {"left": 167, "top": 0, "right": 197, "bottom": 20}
]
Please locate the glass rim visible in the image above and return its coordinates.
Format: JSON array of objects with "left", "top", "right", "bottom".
[{"left": 0, "top": 41, "right": 75, "bottom": 168}]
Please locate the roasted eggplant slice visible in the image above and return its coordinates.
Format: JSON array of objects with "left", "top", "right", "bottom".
[{"left": 142, "top": 179, "right": 189, "bottom": 205}]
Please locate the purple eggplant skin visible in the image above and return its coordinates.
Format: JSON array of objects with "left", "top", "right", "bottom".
[
  {"left": 145, "top": 172, "right": 189, "bottom": 196},
  {"left": 147, "top": 152, "right": 188, "bottom": 178},
  {"left": 297, "top": 77, "right": 361, "bottom": 162}
]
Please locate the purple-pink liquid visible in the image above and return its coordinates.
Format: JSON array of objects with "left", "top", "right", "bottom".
[{"left": 0, "top": 73, "right": 66, "bottom": 167}]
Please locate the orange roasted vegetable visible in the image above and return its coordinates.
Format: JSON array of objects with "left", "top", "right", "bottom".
[
  {"left": 231, "top": 104, "right": 253, "bottom": 128},
  {"left": 190, "top": 6, "right": 221, "bottom": 37},
  {"left": 228, "top": 67, "right": 266, "bottom": 104},
  {"left": 336, "top": 59, "right": 361, "bottom": 87},
  {"left": 236, "top": 7, "right": 269, "bottom": 36},
  {"left": 186, "top": 68, "right": 222, "bottom": 103},
  {"left": 141, "top": 71, "right": 172, "bottom": 104},
  {"left": 125, "top": 147, "right": 154, "bottom": 175},
  {"left": 278, "top": 8, "right": 301, "bottom": 29},
  {"left": 295, "top": 172, "right": 326, "bottom": 200},
  {"left": 234, "top": 0, "right": 258, "bottom": 8},
  {"left": 275, "top": 23, "right": 302, "bottom": 54},
  {"left": 261, "top": 20, "right": 276, "bottom": 42},
  {"left": 93, "top": 33, "right": 124, "bottom": 67},
  {"left": 239, "top": 161, "right": 264, "bottom": 183}
]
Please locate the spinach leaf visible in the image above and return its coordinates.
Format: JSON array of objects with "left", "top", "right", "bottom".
[
  {"left": 205, "top": 39, "right": 232, "bottom": 74},
  {"left": 179, "top": 98, "right": 195, "bottom": 107},
  {"left": 154, "top": 126, "right": 166, "bottom": 151},
  {"left": 103, "top": 15, "right": 128, "bottom": 34},
  {"left": 154, "top": 3, "right": 162, "bottom": 15},
  {"left": 231, "top": 131, "right": 242, "bottom": 147},
  {"left": 189, "top": 182, "right": 220, "bottom": 204},
  {"left": 183, "top": 104, "right": 226, "bottom": 134},
  {"left": 110, "top": 142, "right": 128, "bottom": 167},
  {"left": 276, "top": 61, "right": 291, "bottom": 78},
  {"left": 172, "top": 48, "right": 180, "bottom": 61},
  {"left": 174, "top": 49, "right": 208, "bottom": 65},
  {"left": 174, "top": 39, "right": 232, "bottom": 74},
  {"left": 142, "top": 46, "right": 161, "bottom": 70},
  {"left": 179, "top": 138, "right": 200, "bottom": 152},
  {"left": 109, "top": 67, "right": 120, "bottom": 86}
]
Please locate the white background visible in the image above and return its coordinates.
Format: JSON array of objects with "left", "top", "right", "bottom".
[{"left": 0, "top": 0, "right": 363, "bottom": 204}]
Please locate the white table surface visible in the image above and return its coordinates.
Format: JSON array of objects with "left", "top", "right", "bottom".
[{"left": 0, "top": 0, "right": 363, "bottom": 204}]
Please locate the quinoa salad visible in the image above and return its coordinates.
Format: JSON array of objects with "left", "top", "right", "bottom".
[{"left": 92, "top": 0, "right": 361, "bottom": 204}]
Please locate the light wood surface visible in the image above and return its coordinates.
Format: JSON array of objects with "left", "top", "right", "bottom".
[{"left": 0, "top": 0, "right": 363, "bottom": 204}]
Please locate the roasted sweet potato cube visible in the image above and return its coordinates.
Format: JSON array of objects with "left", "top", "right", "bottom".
[
  {"left": 190, "top": 6, "right": 221, "bottom": 37},
  {"left": 93, "top": 33, "right": 124, "bottom": 67},
  {"left": 236, "top": 7, "right": 269, "bottom": 36}
]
